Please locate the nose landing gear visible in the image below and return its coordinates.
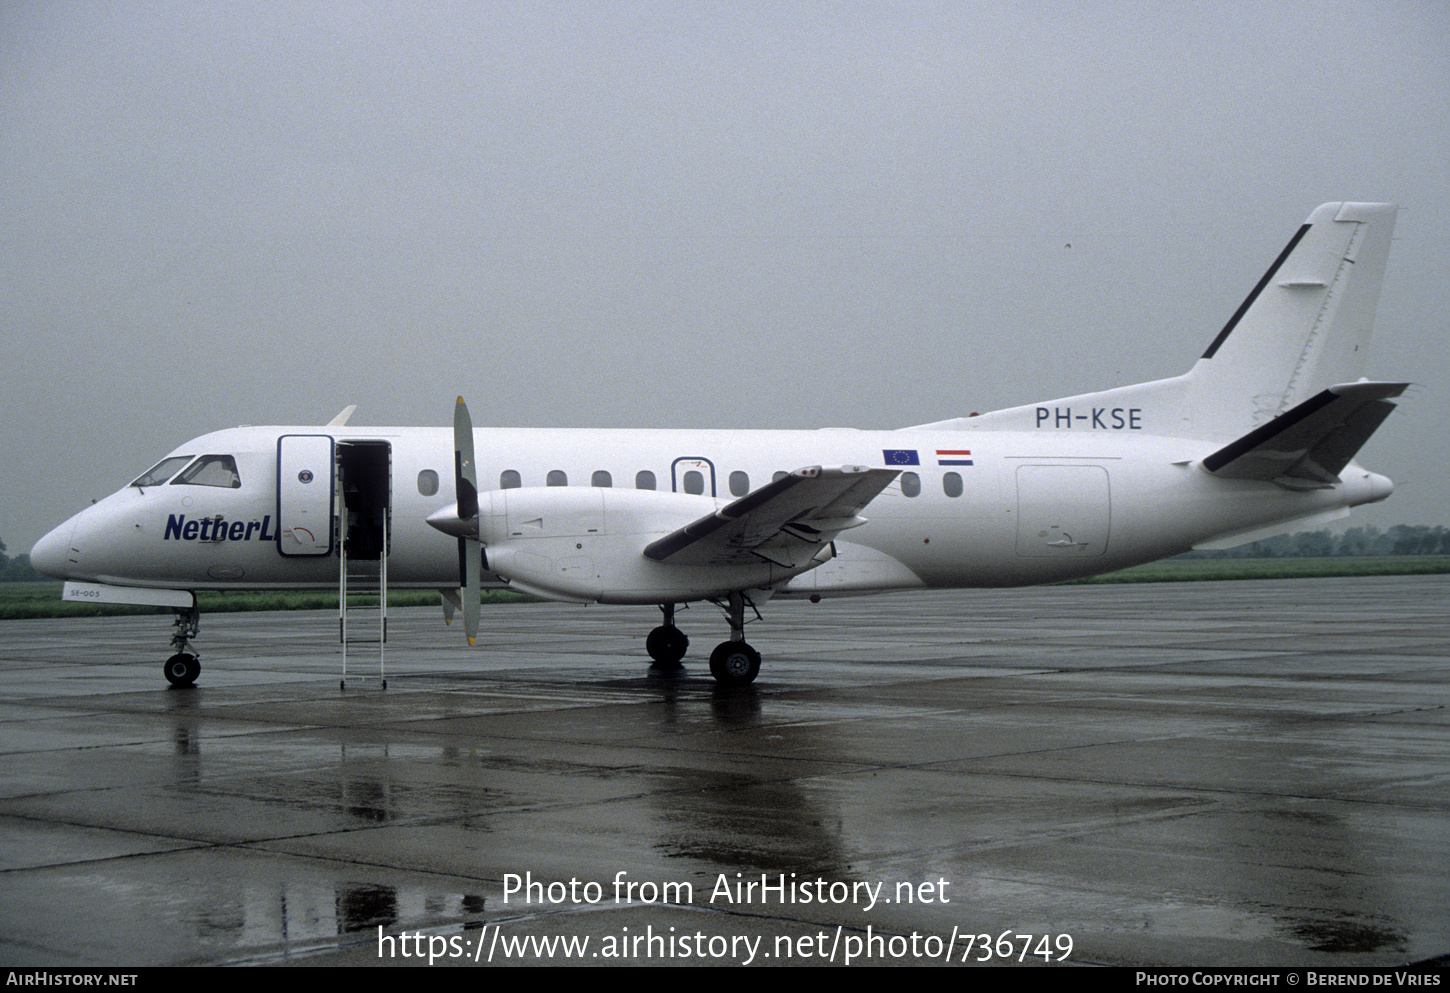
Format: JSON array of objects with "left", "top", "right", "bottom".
[{"left": 163, "top": 606, "right": 201, "bottom": 688}]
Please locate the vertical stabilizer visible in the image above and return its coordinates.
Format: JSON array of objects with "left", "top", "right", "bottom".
[
  {"left": 912, "top": 202, "right": 1400, "bottom": 443},
  {"left": 1183, "top": 202, "right": 1397, "bottom": 441}
]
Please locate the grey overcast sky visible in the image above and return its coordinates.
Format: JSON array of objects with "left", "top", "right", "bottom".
[{"left": 3, "top": 0, "right": 1447, "bottom": 553}]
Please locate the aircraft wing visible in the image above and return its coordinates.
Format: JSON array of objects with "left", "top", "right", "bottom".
[
  {"left": 642, "top": 465, "right": 899, "bottom": 568},
  {"left": 1201, "top": 381, "right": 1408, "bottom": 486}
]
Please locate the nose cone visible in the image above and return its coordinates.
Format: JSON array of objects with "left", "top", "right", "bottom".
[{"left": 30, "top": 520, "right": 76, "bottom": 579}]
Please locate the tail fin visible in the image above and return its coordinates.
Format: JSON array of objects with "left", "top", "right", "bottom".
[
  {"left": 1183, "top": 201, "right": 1398, "bottom": 441},
  {"left": 917, "top": 202, "right": 1399, "bottom": 442}
]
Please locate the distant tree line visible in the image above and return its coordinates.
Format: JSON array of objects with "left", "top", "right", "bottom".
[
  {"left": 0, "top": 538, "right": 38, "bottom": 582},
  {"left": 1184, "top": 525, "right": 1450, "bottom": 559}
]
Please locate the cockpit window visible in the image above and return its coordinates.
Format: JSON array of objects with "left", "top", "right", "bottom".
[
  {"left": 171, "top": 455, "right": 242, "bottom": 489},
  {"left": 131, "top": 456, "right": 194, "bottom": 488}
]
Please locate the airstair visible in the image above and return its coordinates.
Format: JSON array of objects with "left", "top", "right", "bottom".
[
  {"left": 339, "top": 507, "right": 388, "bottom": 689},
  {"left": 336, "top": 442, "right": 392, "bottom": 690}
]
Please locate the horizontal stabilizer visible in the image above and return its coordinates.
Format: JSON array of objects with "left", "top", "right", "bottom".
[
  {"left": 1200, "top": 381, "right": 1407, "bottom": 487},
  {"left": 643, "top": 465, "right": 898, "bottom": 568}
]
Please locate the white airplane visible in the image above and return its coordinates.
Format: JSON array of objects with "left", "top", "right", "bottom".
[{"left": 32, "top": 202, "right": 1408, "bottom": 688}]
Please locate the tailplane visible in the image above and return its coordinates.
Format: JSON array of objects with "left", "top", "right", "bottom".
[
  {"left": 1200, "top": 380, "right": 1407, "bottom": 488},
  {"left": 917, "top": 202, "right": 1400, "bottom": 443}
]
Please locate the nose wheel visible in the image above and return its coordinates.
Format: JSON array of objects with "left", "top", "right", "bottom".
[
  {"left": 164, "top": 652, "right": 201, "bottom": 687},
  {"left": 163, "top": 605, "right": 201, "bottom": 688}
]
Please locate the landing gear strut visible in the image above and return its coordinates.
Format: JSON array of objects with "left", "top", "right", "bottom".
[
  {"left": 708, "top": 591, "right": 761, "bottom": 686},
  {"left": 646, "top": 603, "right": 689, "bottom": 668},
  {"left": 163, "top": 605, "right": 201, "bottom": 688}
]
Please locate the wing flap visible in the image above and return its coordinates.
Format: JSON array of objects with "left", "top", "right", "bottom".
[
  {"left": 643, "top": 465, "right": 899, "bottom": 567},
  {"left": 1201, "top": 381, "right": 1407, "bottom": 487}
]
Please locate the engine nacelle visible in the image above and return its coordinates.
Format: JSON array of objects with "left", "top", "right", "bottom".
[{"left": 475, "top": 487, "right": 798, "bottom": 604}]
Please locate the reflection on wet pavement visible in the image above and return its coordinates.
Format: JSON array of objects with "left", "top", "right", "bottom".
[{"left": 0, "top": 578, "right": 1446, "bottom": 965}]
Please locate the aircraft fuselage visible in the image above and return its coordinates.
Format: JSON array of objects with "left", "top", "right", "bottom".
[{"left": 34, "top": 422, "right": 1392, "bottom": 602}]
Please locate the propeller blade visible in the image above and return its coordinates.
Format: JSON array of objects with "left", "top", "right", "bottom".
[
  {"left": 454, "top": 396, "right": 478, "bottom": 521},
  {"left": 439, "top": 588, "right": 460, "bottom": 625},
  {"left": 463, "top": 538, "right": 481, "bottom": 646},
  {"left": 453, "top": 396, "right": 481, "bottom": 646}
]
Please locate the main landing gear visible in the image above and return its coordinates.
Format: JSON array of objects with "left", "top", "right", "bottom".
[
  {"left": 708, "top": 640, "right": 760, "bottom": 685},
  {"left": 708, "top": 591, "right": 761, "bottom": 686},
  {"left": 645, "top": 593, "right": 762, "bottom": 687},
  {"left": 163, "top": 605, "right": 201, "bottom": 688},
  {"left": 646, "top": 603, "right": 689, "bottom": 669}
]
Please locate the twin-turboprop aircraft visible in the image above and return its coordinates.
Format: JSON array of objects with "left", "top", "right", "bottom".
[{"left": 33, "top": 202, "right": 1408, "bottom": 687}]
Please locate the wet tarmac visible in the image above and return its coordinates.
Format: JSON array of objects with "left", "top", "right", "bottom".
[{"left": 0, "top": 576, "right": 1446, "bottom": 967}]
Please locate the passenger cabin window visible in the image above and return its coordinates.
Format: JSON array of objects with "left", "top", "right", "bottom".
[
  {"left": 591, "top": 470, "right": 612, "bottom": 488},
  {"left": 417, "top": 469, "right": 439, "bottom": 496},
  {"left": 132, "top": 456, "right": 193, "bottom": 488},
  {"left": 900, "top": 471, "right": 920, "bottom": 498},
  {"left": 500, "top": 470, "right": 521, "bottom": 489},
  {"left": 547, "top": 470, "right": 567, "bottom": 487},
  {"left": 682, "top": 470, "right": 704, "bottom": 495},
  {"left": 635, "top": 470, "right": 656, "bottom": 490},
  {"left": 171, "top": 455, "right": 241, "bottom": 489},
  {"left": 772, "top": 471, "right": 788, "bottom": 483},
  {"left": 729, "top": 471, "right": 750, "bottom": 496},
  {"left": 943, "top": 472, "right": 963, "bottom": 498}
]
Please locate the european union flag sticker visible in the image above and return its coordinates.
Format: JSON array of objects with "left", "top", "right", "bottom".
[{"left": 882, "top": 449, "right": 920, "bottom": 466}]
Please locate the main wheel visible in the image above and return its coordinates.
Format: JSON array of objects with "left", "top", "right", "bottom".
[
  {"left": 646, "top": 625, "right": 689, "bottom": 666},
  {"left": 708, "top": 641, "right": 760, "bottom": 686},
  {"left": 163, "top": 653, "right": 200, "bottom": 687}
]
